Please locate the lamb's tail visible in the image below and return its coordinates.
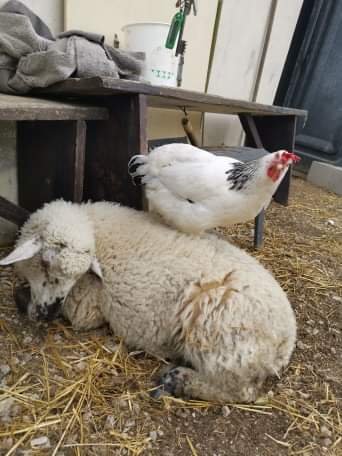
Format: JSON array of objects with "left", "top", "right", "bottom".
[{"left": 128, "top": 155, "right": 148, "bottom": 186}]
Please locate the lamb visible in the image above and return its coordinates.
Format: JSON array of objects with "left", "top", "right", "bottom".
[{"left": 0, "top": 200, "right": 296, "bottom": 403}]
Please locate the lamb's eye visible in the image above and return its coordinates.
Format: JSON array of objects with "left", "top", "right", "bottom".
[{"left": 57, "top": 242, "right": 67, "bottom": 249}]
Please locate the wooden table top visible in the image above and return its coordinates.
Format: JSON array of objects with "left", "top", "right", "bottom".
[
  {"left": 37, "top": 77, "right": 307, "bottom": 117},
  {"left": 0, "top": 93, "right": 109, "bottom": 121}
]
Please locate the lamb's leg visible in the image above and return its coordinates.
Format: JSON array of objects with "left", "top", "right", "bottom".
[{"left": 152, "top": 366, "right": 261, "bottom": 403}]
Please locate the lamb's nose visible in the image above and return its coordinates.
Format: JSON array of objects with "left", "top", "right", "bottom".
[{"left": 37, "top": 297, "right": 63, "bottom": 321}]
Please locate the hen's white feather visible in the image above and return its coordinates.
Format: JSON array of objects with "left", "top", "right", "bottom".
[{"left": 128, "top": 143, "right": 290, "bottom": 233}]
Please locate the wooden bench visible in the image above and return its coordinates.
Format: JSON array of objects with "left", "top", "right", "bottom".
[{"left": 0, "top": 79, "right": 307, "bottom": 247}]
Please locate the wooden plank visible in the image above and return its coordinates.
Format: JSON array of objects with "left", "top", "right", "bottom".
[
  {"left": 204, "top": 146, "right": 267, "bottom": 161},
  {"left": 17, "top": 120, "right": 87, "bottom": 211},
  {"left": 0, "top": 196, "right": 30, "bottom": 226},
  {"left": 37, "top": 77, "right": 307, "bottom": 117},
  {"left": 72, "top": 120, "right": 86, "bottom": 202},
  {"left": 0, "top": 94, "right": 109, "bottom": 121},
  {"left": 84, "top": 94, "right": 147, "bottom": 208},
  {"left": 57, "top": 120, "right": 86, "bottom": 203},
  {"left": 239, "top": 114, "right": 264, "bottom": 148}
]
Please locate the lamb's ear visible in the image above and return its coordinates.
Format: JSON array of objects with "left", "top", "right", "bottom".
[
  {"left": 0, "top": 237, "right": 42, "bottom": 266},
  {"left": 89, "top": 258, "right": 103, "bottom": 281}
]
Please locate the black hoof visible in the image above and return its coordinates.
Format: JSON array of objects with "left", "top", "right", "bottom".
[{"left": 153, "top": 367, "right": 188, "bottom": 398}]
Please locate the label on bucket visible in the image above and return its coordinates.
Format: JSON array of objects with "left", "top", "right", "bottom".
[
  {"left": 151, "top": 69, "right": 175, "bottom": 81},
  {"left": 147, "top": 46, "right": 177, "bottom": 87}
]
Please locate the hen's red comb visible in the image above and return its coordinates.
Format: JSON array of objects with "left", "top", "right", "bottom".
[{"left": 282, "top": 151, "right": 301, "bottom": 164}]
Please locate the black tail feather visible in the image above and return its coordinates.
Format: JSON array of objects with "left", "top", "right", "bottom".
[
  {"left": 128, "top": 161, "right": 142, "bottom": 175},
  {"left": 128, "top": 155, "right": 146, "bottom": 186},
  {"left": 133, "top": 175, "right": 143, "bottom": 186}
]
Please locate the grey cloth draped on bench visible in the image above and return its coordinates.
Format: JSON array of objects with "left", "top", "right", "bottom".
[{"left": 0, "top": 0, "right": 143, "bottom": 94}]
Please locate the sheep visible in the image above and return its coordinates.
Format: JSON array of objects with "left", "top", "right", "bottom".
[{"left": 0, "top": 200, "right": 296, "bottom": 403}]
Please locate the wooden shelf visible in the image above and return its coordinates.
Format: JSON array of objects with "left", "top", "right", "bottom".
[
  {"left": 36, "top": 77, "right": 307, "bottom": 117},
  {"left": 0, "top": 93, "right": 109, "bottom": 121}
]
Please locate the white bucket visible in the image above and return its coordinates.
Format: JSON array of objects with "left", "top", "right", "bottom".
[{"left": 122, "top": 22, "right": 178, "bottom": 87}]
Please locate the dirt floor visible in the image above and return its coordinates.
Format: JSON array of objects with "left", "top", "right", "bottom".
[{"left": 0, "top": 177, "right": 341, "bottom": 456}]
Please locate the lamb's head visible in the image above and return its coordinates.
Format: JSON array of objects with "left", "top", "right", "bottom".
[{"left": 0, "top": 201, "right": 102, "bottom": 321}]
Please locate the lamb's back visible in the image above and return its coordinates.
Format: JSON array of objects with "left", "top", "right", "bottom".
[{"left": 83, "top": 203, "right": 295, "bottom": 358}]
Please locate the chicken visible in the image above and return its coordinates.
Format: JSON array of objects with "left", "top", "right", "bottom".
[{"left": 128, "top": 143, "right": 300, "bottom": 233}]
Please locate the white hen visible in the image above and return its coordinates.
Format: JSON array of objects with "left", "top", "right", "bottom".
[{"left": 128, "top": 144, "right": 300, "bottom": 233}]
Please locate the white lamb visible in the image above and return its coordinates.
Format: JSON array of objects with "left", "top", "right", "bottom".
[{"left": 0, "top": 200, "right": 296, "bottom": 403}]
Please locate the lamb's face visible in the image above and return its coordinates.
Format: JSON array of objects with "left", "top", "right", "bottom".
[
  {"left": 19, "top": 244, "right": 96, "bottom": 320},
  {"left": 0, "top": 237, "right": 103, "bottom": 322},
  {"left": 0, "top": 201, "right": 103, "bottom": 322}
]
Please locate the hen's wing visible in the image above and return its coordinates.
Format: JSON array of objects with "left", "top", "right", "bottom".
[
  {"left": 129, "top": 143, "right": 240, "bottom": 190},
  {"left": 148, "top": 155, "right": 240, "bottom": 203}
]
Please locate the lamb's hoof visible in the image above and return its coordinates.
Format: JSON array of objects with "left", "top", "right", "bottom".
[{"left": 151, "top": 367, "right": 189, "bottom": 399}]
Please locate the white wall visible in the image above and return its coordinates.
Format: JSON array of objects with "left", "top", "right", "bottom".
[
  {"left": 0, "top": 0, "right": 64, "bottom": 34},
  {"left": 204, "top": 0, "right": 303, "bottom": 147}
]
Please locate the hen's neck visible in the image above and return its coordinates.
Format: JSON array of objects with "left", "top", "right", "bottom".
[
  {"left": 254, "top": 154, "right": 288, "bottom": 187},
  {"left": 226, "top": 161, "right": 259, "bottom": 192}
]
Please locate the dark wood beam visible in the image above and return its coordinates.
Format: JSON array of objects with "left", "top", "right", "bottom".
[
  {"left": 0, "top": 196, "right": 30, "bottom": 226},
  {"left": 84, "top": 94, "right": 148, "bottom": 209}
]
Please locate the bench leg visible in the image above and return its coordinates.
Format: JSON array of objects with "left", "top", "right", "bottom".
[
  {"left": 239, "top": 114, "right": 266, "bottom": 248},
  {"left": 70, "top": 120, "right": 86, "bottom": 203},
  {"left": 17, "top": 120, "right": 86, "bottom": 211},
  {"left": 247, "top": 115, "right": 297, "bottom": 206},
  {"left": 254, "top": 210, "right": 265, "bottom": 249},
  {"left": 84, "top": 94, "right": 148, "bottom": 209}
]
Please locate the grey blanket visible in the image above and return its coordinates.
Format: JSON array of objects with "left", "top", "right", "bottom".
[{"left": 0, "top": 0, "right": 143, "bottom": 94}]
